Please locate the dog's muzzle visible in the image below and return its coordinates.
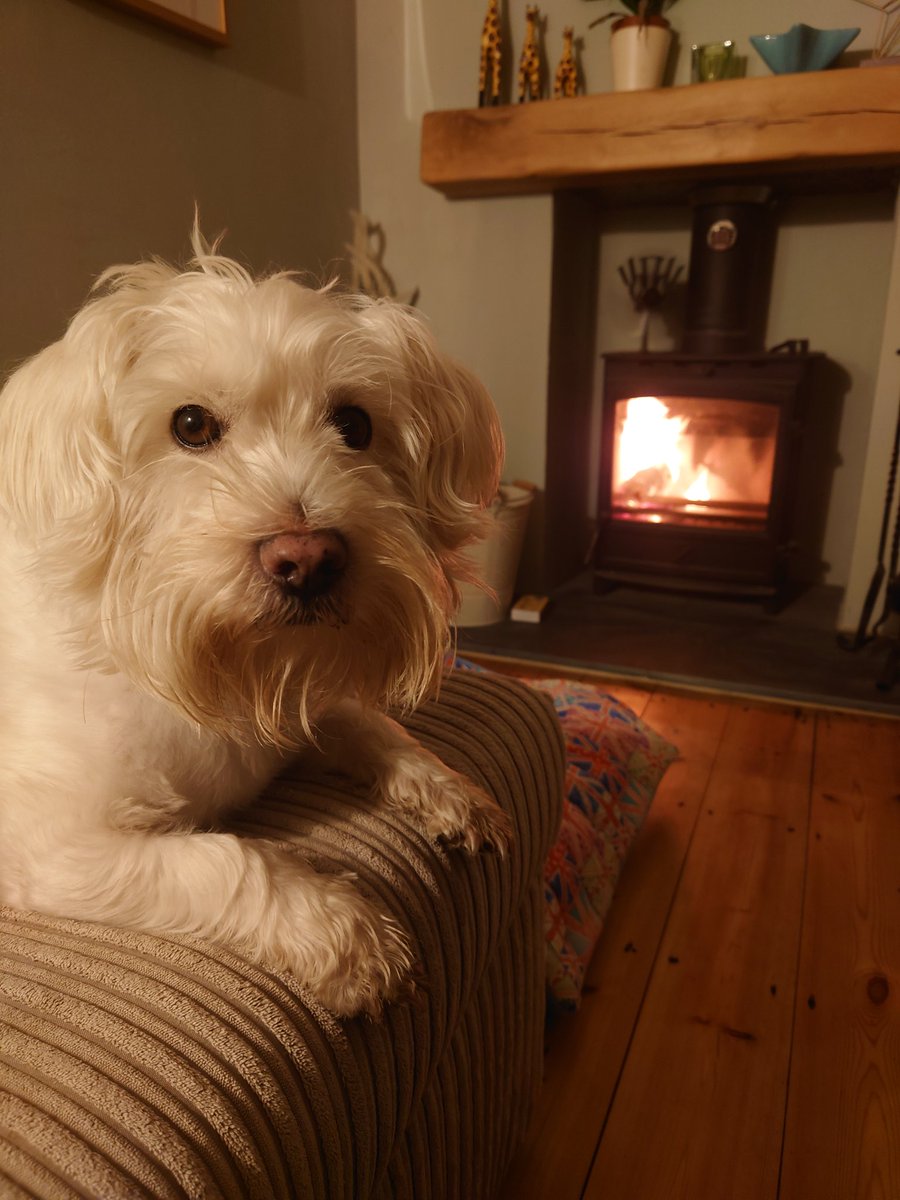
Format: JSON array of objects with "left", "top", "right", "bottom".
[{"left": 257, "top": 527, "right": 348, "bottom": 603}]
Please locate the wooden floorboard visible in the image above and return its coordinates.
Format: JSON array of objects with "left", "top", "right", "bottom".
[
  {"left": 584, "top": 704, "right": 814, "bottom": 1200},
  {"left": 497, "top": 670, "right": 900, "bottom": 1200},
  {"left": 779, "top": 715, "right": 900, "bottom": 1200},
  {"left": 500, "top": 691, "right": 727, "bottom": 1200}
]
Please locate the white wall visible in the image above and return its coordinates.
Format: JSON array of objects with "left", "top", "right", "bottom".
[
  {"left": 356, "top": 0, "right": 894, "bottom": 594},
  {"left": 357, "top": 0, "right": 554, "bottom": 489}
]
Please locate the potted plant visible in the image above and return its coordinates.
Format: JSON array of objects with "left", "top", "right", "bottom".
[{"left": 588, "top": 0, "right": 678, "bottom": 91}]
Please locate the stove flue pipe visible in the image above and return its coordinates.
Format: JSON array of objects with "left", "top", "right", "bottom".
[{"left": 682, "top": 185, "right": 777, "bottom": 356}]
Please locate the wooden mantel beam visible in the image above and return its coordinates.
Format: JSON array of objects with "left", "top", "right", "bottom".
[{"left": 421, "top": 67, "right": 900, "bottom": 200}]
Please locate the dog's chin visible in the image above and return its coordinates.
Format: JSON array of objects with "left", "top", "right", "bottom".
[
  {"left": 255, "top": 587, "right": 348, "bottom": 631},
  {"left": 283, "top": 606, "right": 344, "bottom": 629}
]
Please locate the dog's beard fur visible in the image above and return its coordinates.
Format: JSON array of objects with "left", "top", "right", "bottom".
[{"left": 88, "top": 457, "right": 460, "bottom": 749}]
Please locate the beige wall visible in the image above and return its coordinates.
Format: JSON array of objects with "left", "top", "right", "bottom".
[
  {"left": 0, "top": 0, "right": 359, "bottom": 371},
  {"left": 357, "top": 0, "right": 894, "bottom": 590}
]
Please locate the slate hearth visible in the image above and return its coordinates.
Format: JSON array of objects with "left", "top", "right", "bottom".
[{"left": 456, "top": 575, "right": 900, "bottom": 717}]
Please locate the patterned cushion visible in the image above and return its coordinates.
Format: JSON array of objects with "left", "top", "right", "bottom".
[
  {"left": 524, "top": 678, "right": 677, "bottom": 1013},
  {"left": 452, "top": 661, "right": 677, "bottom": 1013}
]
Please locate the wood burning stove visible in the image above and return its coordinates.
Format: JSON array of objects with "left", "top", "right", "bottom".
[
  {"left": 594, "top": 186, "right": 824, "bottom": 608},
  {"left": 595, "top": 345, "right": 821, "bottom": 606}
]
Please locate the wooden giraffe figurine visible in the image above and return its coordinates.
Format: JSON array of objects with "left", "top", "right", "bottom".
[
  {"left": 517, "top": 6, "right": 542, "bottom": 103},
  {"left": 478, "top": 0, "right": 502, "bottom": 107},
  {"left": 554, "top": 26, "right": 579, "bottom": 98}
]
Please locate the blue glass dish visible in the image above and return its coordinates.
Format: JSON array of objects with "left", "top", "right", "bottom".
[{"left": 750, "top": 23, "right": 860, "bottom": 73}]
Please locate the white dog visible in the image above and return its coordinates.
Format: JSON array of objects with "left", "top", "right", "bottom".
[{"left": 0, "top": 233, "right": 510, "bottom": 1016}]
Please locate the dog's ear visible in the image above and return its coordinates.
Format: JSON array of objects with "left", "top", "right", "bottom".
[
  {"left": 0, "top": 261, "right": 179, "bottom": 546},
  {"left": 0, "top": 337, "right": 118, "bottom": 542},
  {"left": 358, "top": 301, "right": 504, "bottom": 553},
  {"left": 0, "top": 271, "right": 162, "bottom": 604}
]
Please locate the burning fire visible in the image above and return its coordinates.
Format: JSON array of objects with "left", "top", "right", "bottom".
[
  {"left": 684, "top": 466, "right": 712, "bottom": 503},
  {"left": 614, "top": 394, "right": 775, "bottom": 515},
  {"left": 617, "top": 396, "right": 685, "bottom": 492}
]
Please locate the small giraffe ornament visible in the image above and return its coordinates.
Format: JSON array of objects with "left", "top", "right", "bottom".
[
  {"left": 479, "top": 0, "right": 502, "bottom": 106},
  {"left": 554, "top": 26, "right": 579, "bottom": 98},
  {"left": 518, "top": 6, "right": 542, "bottom": 103}
]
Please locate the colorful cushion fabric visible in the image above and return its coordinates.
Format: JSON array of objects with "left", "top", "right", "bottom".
[
  {"left": 452, "top": 660, "right": 678, "bottom": 1013},
  {"left": 524, "top": 677, "right": 678, "bottom": 1013}
]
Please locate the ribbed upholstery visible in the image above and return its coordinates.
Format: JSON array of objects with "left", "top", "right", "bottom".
[{"left": 0, "top": 672, "right": 564, "bottom": 1199}]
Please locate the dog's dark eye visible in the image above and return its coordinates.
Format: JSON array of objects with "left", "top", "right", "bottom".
[
  {"left": 171, "top": 405, "right": 223, "bottom": 450},
  {"left": 330, "top": 405, "right": 372, "bottom": 451}
]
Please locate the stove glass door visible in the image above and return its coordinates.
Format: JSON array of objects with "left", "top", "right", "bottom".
[{"left": 611, "top": 394, "right": 779, "bottom": 529}]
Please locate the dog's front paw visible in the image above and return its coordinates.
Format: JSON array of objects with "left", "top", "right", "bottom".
[
  {"left": 263, "top": 863, "right": 414, "bottom": 1017},
  {"left": 428, "top": 779, "right": 514, "bottom": 857},
  {"left": 383, "top": 753, "right": 513, "bottom": 856},
  {"left": 308, "top": 898, "right": 413, "bottom": 1018}
]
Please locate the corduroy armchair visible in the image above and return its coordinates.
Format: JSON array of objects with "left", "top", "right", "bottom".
[{"left": 0, "top": 670, "right": 564, "bottom": 1199}]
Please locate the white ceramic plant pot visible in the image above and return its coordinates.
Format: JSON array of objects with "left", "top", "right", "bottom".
[
  {"left": 610, "top": 16, "right": 673, "bottom": 91},
  {"left": 455, "top": 484, "right": 534, "bottom": 627}
]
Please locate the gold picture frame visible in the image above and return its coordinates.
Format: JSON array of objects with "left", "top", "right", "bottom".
[{"left": 101, "top": 0, "right": 228, "bottom": 47}]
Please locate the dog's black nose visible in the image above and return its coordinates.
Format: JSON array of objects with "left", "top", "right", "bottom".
[{"left": 258, "top": 528, "right": 348, "bottom": 600}]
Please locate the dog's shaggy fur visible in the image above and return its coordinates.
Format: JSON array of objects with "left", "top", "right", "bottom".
[{"left": 0, "top": 235, "right": 509, "bottom": 1015}]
